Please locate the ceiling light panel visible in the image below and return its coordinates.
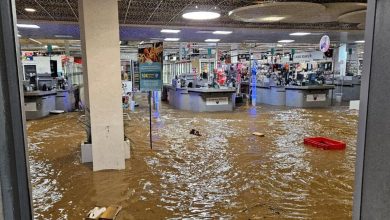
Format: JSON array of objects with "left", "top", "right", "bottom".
[
  {"left": 182, "top": 11, "right": 221, "bottom": 20},
  {"left": 24, "top": 8, "right": 36, "bottom": 12},
  {"left": 164, "top": 38, "right": 180, "bottom": 42},
  {"left": 17, "top": 24, "right": 40, "bottom": 29},
  {"left": 161, "top": 29, "right": 181, "bottom": 33},
  {"left": 205, "top": 39, "right": 220, "bottom": 42},
  {"left": 213, "top": 31, "right": 232, "bottom": 35},
  {"left": 278, "top": 40, "right": 295, "bottom": 43},
  {"left": 290, "top": 32, "right": 311, "bottom": 36},
  {"left": 196, "top": 30, "right": 214, "bottom": 34},
  {"left": 54, "top": 35, "right": 73, "bottom": 38}
]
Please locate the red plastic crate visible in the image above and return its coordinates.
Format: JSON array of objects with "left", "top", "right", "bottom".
[{"left": 304, "top": 137, "right": 346, "bottom": 150}]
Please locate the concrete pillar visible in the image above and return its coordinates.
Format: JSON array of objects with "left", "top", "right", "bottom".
[
  {"left": 79, "top": 0, "right": 126, "bottom": 171},
  {"left": 353, "top": 0, "right": 390, "bottom": 219},
  {"left": 64, "top": 40, "right": 70, "bottom": 56},
  {"left": 179, "top": 42, "right": 183, "bottom": 61},
  {"left": 0, "top": 181, "right": 3, "bottom": 218},
  {"left": 0, "top": 0, "right": 33, "bottom": 218},
  {"left": 231, "top": 44, "right": 238, "bottom": 64}
]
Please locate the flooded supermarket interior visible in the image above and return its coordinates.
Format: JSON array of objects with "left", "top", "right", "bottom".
[{"left": 2, "top": 0, "right": 390, "bottom": 219}]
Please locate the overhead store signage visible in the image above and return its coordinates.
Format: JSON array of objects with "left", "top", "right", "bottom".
[
  {"left": 293, "top": 51, "right": 326, "bottom": 62},
  {"left": 320, "top": 35, "right": 330, "bottom": 52},
  {"left": 47, "top": 44, "right": 53, "bottom": 53},
  {"left": 238, "top": 54, "right": 250, "bottom": 61},
  {"left": 291, "top": 48, "right": 296, "bottom": 56},
  {"left": 138, "top": 42, "right": 163, "bottom": 91}
]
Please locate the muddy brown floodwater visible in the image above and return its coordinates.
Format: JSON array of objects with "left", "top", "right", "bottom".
[{"left": 27, "top": 97, "right": 358, "bottom": 219}]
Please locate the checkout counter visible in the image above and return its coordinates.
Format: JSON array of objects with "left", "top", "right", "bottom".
[
  {"left": 256, "top": 84, "right": 334, "bottom": 108},
  {"left": 166, "top": 85, "right": 236, "bottom": 112},
  {"left": 285, "top": 85, "right": 334, "bottom": 108},
  {"left": 24, "top": 89, "right": 75, "bottom": 120},
  {"left": 24, "top": 90, "right": 57, "bottom": 120},
  {"left": 23, "top": 74, "right": 75, "bottom": 119},
  {"left": 256, "top": 85, "right": 286, "bottom": 106},
  {"left": 331, "top": 76, "right": 361, "bottom": 101}
]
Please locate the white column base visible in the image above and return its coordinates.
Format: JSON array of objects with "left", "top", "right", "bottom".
[{"left": 81, "top": 140, "right": 130, "bottom": 164}]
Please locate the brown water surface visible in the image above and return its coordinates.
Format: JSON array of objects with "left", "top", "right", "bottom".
[{"left": 27, "top": 100, "right": 358, "bottom": 219}]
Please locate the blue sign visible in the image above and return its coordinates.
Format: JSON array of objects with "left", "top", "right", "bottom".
[{"left": 138, "top": 42, "right": 163, "bottom": 91}]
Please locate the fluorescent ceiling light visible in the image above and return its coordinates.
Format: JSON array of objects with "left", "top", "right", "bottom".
[
  {"left": 289, "top": 32, "right": 311, "bottom": 36},
  {"left": 17, "top": 24, "right": 40, "bottom": 29},
  {"left": 261, "top": 16, "right": 285, "bottom": 22},
  {"left": 355, "top": 40, "right": 365, "bottom": 43},
  {"left": 213, "top": 31, "right": 232, "bottom": 35},
  {"left": 182, "top": 11, "right": 220, "bottom": 20},
  {"left": 28, "top": 38, "right": 42, "bottom": 44},
  {"left": 205, "top": 39, "right": 220, "bottom": 42},
  {"left": 196, "top": 30, "right": 214, "bottom": 34},
  {"left": 164, "top": 38, "right": 180, "bottom": 42},
  {"left": 54, "top": 35, "right": 73, "bottom": 38},
  {"left": 277, "top": 44, "right": 283, "bottom": 47},
  {"left": 17, "top": 34, "right": 21, "bottom": 37},
  {"left": 278, "top": 39, "right": 295, "bottom": 43},
  {"left": 24, "top": 8, "right": 36, "bottom": 12},
  {"left": 161, "top": 29, "right": 181, "bottom": 33},
  {"left": 139, "top": 41, "right": 144, "bottom": 44}
]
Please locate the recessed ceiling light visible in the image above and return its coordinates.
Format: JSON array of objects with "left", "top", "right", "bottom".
[
  {"left": 28, "top": 38, "right": 42, "bottom": 44},
  {"left": 205, "top": 39, "right": 220, "bottom": 42},
  {"left": 261, "top": 16, "right": 285, "bottom": 22},
  {"left": 17, "top": 24, "right": 40, "bottom": 29},
  {"left": 213, "top": 31, "right": 232, "bottom": 35},
  {"left": 355, "top": 40, "right": 365, "bottom": 43},
  {"left": 164, "top": 38, "right": 180, "bottom": 42},
  {"left": 182, "top": 11, "right": 220, "bottom": 20},
  {"left": 24, "top": 8, "right": 36, "bottom": 12},
  {"left": 17, "top": 34, "right": 21, "bottom": 37},
  {"left": 54, "top": 35, "right": 73, "bottom": 38},
  {"left": 290, "top": 32, "right": 311, "bottom": 36},
  {"left": 161, "top": 29, "right": 181, "bottom": 33},
  {"left": 278, "top": 40, "right": 295, "bottom": 43},
  {"left": 360, "top": 52, "right": 364, "bottom": 54}
]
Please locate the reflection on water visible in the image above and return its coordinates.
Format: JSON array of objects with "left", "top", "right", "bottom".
[{"left": 27, "top": 98, "right": 358, "bottom": 219}]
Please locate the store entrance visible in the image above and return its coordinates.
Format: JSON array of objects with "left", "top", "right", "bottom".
[{"left": 5, "top": 0, "right": 390, "bottom": 219}]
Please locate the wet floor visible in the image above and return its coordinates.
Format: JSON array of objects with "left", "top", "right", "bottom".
[{"left": 27, "top": 98, "right": 358, "bottom": 219}]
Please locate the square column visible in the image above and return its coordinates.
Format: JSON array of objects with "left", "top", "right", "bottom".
[
  {"left": 0, "top": 0, "right": 33, "bottom": 218},
  {"left": 79, "top": 0, "right": 125, "bottom": 171},
  {"left": 353, "top": 0, "right": 390, "bottom": 218}
]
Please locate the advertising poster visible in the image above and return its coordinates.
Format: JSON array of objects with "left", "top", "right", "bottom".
[{"left": 138, "top": 42, "right": 163, "bottom": 91}]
